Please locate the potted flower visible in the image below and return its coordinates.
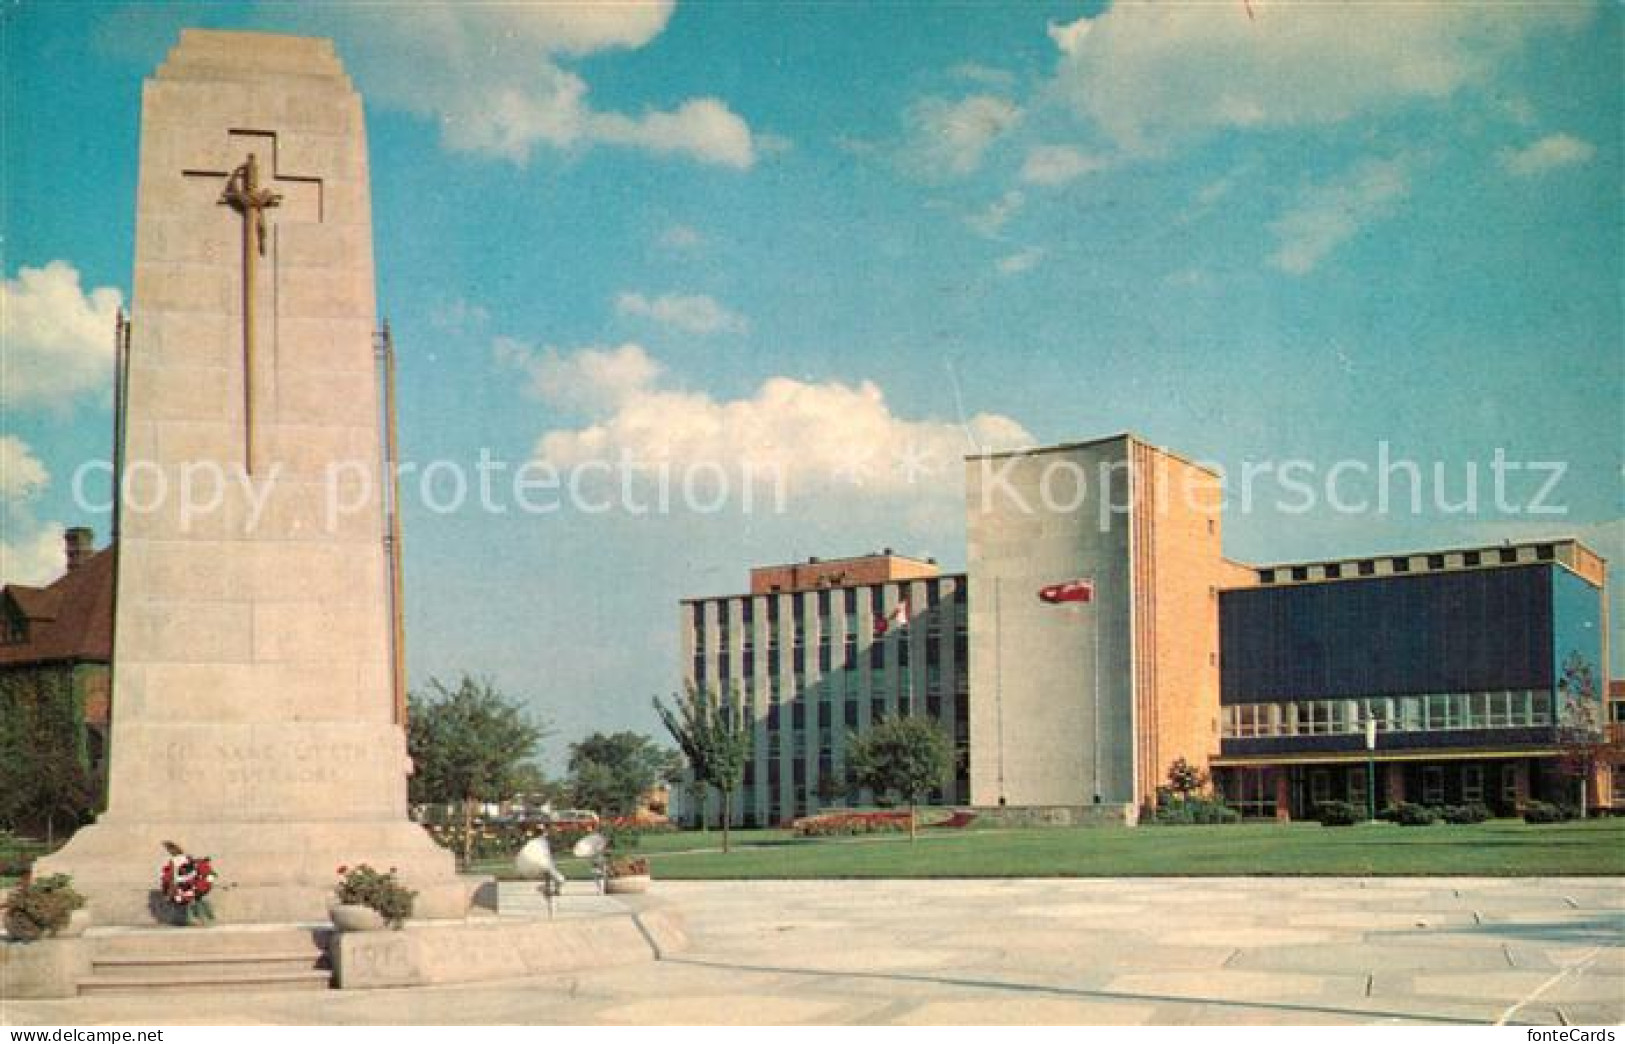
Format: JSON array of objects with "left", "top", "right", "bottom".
[
  {"left": 604, "top": 856, "right": 651, "bottom": 895},
  {"left": 332, "top": 864, "right": 416, "bottom": 930},
  {"left": 160, "top": 842, "right": 218, "bottom": 926},
  {"left": 3, "top": 874, "right": 88, "bottom": 942}
]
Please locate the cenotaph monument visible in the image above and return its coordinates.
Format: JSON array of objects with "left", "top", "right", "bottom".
[{"left": 37, "top": 30, "right": 469, "bottom": 924}]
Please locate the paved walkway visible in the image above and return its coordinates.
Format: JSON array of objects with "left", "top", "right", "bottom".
[{"left": 6, "top": 878, "right": 1622, "bottom": 1025}]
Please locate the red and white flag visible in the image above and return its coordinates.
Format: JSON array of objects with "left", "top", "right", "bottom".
[
  {"left": 874, "top": 599, "right": 911, "bottom": 636},
  {"left": 1038, "top": 579, "right": 1094, "bottom": 604}
]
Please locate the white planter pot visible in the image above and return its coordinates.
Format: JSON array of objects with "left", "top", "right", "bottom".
[{"left": 331, "top": 903, "right": 387, "bottom": 931}]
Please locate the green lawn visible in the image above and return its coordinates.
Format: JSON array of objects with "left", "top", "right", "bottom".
[
  {"left": 8, "top": 819, "right": 1618, "bottom": 890},
  {"left": 475, "top": 818, "right": 1625, "bottom": 880}
]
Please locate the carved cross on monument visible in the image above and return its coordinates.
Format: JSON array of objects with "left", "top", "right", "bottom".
[
  {"left": 183, "top": 132, "right": 323, "bottom": 474},
  {"left": 221, "top": 152, "right": 279, "bottom": 473}
]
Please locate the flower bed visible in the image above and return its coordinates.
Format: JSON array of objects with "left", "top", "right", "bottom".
[
  {"left": 421, "top": 816, "right": 675, "bottom": 861},
  {"left": 790, "top": 811, "right": 911, "bottom": 837}
]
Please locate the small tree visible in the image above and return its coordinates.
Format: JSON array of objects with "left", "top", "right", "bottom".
[
  {"left": 814, "top": 770, "right": 848, "bottom": 809},
  {"left": 566, "top": 731, "right": 678, "bottom": 818},
  {"left": 653, "top": 683, "right": 752, "bottom": 853},
  {"left": 1166, "top": 758, "right": 1209, "bottom": 801},
  {"left": 408, "top": 675, "right": 548, "bottom": 867},
  {"left": 848, "top": 716, "right": 952, "bottom": 841},
  {"left": 1555, "top": 652, "right": 1618, "bottom": 818}
]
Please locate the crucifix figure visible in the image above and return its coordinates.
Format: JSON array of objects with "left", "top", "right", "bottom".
[{"left": 219, "top": 152, "right": 281, "bottom": 474}]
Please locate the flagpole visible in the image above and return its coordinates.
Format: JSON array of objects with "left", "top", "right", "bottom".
[
  {"left": 995, "top": 576, "right": 1005, "bottom": 803},
  {"left": 1092, "top": 596, "right": 1102, "bottom": 803}
]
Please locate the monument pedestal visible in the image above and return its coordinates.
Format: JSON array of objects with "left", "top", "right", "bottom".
[
  {"left": 41, "top": 820, "right": 471, "bottom": 926},
  {"left": 40, "top": 719, "right": 470, "bottom": 924}
]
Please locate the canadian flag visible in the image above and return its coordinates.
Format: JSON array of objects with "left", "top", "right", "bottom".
[
  {"left": 1038, "top": 579, "right": 1095, "bottom": 604},
  {"left": 874, "top": 599, "right": 911, "bottom": 636}
]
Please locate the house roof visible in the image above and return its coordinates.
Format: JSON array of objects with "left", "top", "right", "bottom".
[{"left": 0, "top": 547, "right": 114, "bottom": 667}]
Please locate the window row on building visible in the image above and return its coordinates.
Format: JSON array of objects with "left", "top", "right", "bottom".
[
  {"left": 1220, "top": 690, "right": 1555, "bottom": 739},
  {"left": 1257, "top": 543, "right": 1558, "bottom": 585},
  {"left": 1219, "top": 761, "right": 1529, "bottom": 818}
]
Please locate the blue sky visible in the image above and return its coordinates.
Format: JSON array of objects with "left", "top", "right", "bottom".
[{"left": 3, "top": 2, "right": 1620, "bottom": 765}]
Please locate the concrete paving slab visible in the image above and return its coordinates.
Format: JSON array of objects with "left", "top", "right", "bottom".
[
  {"left": 5, "top": 876, "right": 1621, "bottom": 1026},
  {"left": 892, "top": 997, "right": 1160, "bottom": 1025},
  {"left": 1168, "top": 928, "right": 1336, "bottom": 947},
  {"left": 1103, "top": 969, "right": 1350, "bottom": 1001}
]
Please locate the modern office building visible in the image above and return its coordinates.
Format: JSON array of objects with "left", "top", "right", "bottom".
[
  {"left": 1211, "top": 539, "right": 1611, "bottom": 818},
  {"left": 679, "top": 433, "right": 1616, "bottom": 824},
  {"left": 679, "top": 551, "right": 969, "bottom": 826}
]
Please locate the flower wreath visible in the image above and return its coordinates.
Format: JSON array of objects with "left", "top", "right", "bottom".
[{"left": 160, "top": 850, "right": 218, "bottom": 919}]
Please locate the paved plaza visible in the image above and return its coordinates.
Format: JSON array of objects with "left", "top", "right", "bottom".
[{"left": 6, "top": 877, "right": 1623, "bottom": 1025}]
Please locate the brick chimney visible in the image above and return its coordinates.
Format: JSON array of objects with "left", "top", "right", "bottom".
[{"left": 64, "top": 527, "right": 94, "bottom": 571}]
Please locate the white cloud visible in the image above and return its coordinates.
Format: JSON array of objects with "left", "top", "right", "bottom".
[
  {"left": 321, "top": 5, "right": 759, "bottom": 168},
  {"left": 966, "top": 190, "right": 1025, "bottom": 239},
  {"left": 591, "top": 98, "right": 756, "bottom": 170},
  {"left": 1047, "top": 3, "right": 1591, "bottom": 152},
  {"left": 1499, "top": 133, "right": 1597, "bottom": 178},
  {"left": 0, "top": 522, "right": 64, "bottom": 587},
  {"left": 0, "top": 436, "right": 48, "bottom": 502},
  {"left": 905, "top": 94, "right": 1023, "bottom": 176},
  {"left": 616, "top": 292, "right": 750, "bottom": 336},
  {"left": 496, "top": 339, "right": 661, "bottom": 414},
  {"left": 0, "top": 432, "right": 63, "bottom": 585},
  {"left": 1047, "top": 16, "right": 1094, "bottom": 56},
  {"left": 1020, "top": 145, "right": 1106, "bottom": 186},
  {"left": 997, "top": 248, "right": 1045, "bottom": 275},
  {"left": 1, "top": 261, "right": 122, "bottom": 409},
  {"left": 1268, "top": 158, "right": 1410, "bottom": 275},
  {"left": 507, "top": 345, "right": 1032, "bottom": 501}
]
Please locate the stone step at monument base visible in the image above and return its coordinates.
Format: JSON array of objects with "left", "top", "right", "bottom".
[
  {"left": 79, "top": 968, "right": 334, "bottom": 996},
  {"left": 491, "top": 882, "right": 619, "bottom": 917},
  {"left": 79, "top": 926, "right": 332, "bottom": 995}
]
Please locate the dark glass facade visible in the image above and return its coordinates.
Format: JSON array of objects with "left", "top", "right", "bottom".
[{"left": 1220, "top": 564, "right": 1565, "bottom": 703}]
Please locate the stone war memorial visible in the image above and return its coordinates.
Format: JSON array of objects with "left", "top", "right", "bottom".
[
  {"left": 13, "top": 28, "right": 682, "bottom": 999},
  {"left": 34, "top": 29, "right": 470, "bottom": 926}
]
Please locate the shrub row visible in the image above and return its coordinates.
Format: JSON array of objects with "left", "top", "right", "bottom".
[
  {"left": 1316, "top": 800, "right": 1364, "bottom": 826},
  {"left": 790, "top": 811, "right": 911, "bottom": 837},
  {"left": 1152, "top": 796, "right": 1241, "bottom": 825},
  {"left": 1351, "top": 802, "right": 1495, "bottom": 826}
]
